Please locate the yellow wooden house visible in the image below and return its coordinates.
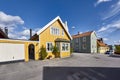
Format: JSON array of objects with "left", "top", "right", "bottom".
[
  {"left": 0, "top": 16, "right": 72, "bottom": 63},
  {"left": 31, "top": 16, "right": 72, "bottom": 59},
  {"left": 97, "top": 38, "right": 109, "bottom": 54}
]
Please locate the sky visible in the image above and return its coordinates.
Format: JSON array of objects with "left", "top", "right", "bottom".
[{"left": 0, "top": 0, "right": 120, "bottom": 45}]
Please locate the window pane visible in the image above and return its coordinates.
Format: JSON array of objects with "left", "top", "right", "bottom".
[
  {"left": 47, "top": 43, "right": 49, "bottom": 51},
  {"left": 66, "top": 44, "right": 68, "bottom": 51},
  {"left": 50, "top": 27, "right": 60, "bottom": 35},
  {"left": 62, "top": 43, "right": 65, "bottom": 51},
  {"left": 47, "top": 43, "right": 53, "bottom": 51},
  {"left": 62, "top": 43, "right": 69, "bottom": 51},
  {"left": 50, "top": 43, "right": 53, "bottom": 51}
]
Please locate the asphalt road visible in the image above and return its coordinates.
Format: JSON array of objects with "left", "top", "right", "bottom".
[{"left": 0, "top": 53, "right": 120, "bottom": 80}]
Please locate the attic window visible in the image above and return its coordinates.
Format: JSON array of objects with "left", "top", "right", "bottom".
[{"left": 50, "top": 27, "right": 60, "bottom": 35}]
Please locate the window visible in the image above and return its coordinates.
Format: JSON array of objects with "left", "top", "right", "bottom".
[
  {"left": 83, "top": 37, "right": 86, "bottom": 42},
  {"left": 62, "top": 43, "right": 65, "bottom": 51},
  {"left": 76, "top": 38, "right": 79, "bottom": 43},
  {"left": 62, "top": 43, "right": 69, "bottom": 51},
  {"left": 46, "top": 42, "right": 53, "bottom": 52},
  {"left": 62, "top": 29, "right": 64, "bottom": 36},
  {"left": 50, "top": 27, "right": 60, "bottom": 35},
  {"left": 66, "top": 44, "right": 69, "bottom": 51},
  {"left": 82, "top": 44, "right": 86, "bottom": 49}
]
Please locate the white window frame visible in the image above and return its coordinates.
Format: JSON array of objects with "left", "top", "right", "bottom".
[
  {"left": 50, "top": 27, "right": 60, "bottom": 35},
  {"left": 83, "top": 37, "right": 86, "bottom": 42},
  {"left": 46, "top": 42, "right": 53, "bottom": 52},
  {"left": 61, "top": 43, "right": 69, "bottom": 52},
  {"left": 76, "top": 38, "right": 79, "bottom": 43},
  {"left": 82, "top": 43, "right": 86, "bottom": 50}
]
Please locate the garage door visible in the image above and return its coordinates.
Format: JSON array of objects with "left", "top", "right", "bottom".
[{"left": 0, "top": 43, "right": 25, "bottom": 62}]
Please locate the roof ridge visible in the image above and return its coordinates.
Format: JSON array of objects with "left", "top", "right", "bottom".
[{"left": 36, "top": 16, "right": 72, "bottom": 40}]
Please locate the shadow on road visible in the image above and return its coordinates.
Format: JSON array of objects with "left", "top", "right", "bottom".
[{"left": 43, "top": 67, "right": 120, "bottom": 80}]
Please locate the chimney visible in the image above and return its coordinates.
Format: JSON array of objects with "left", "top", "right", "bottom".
[
  {"left": 30, "top": 29, "right": 32, "bottom": 38},
  {"left": 64, "top": 21, "right": 68, "bottom": 32},
  {"left": 5, "top": 27, "right": 8, "bottom": 36},
  {"left": 100, "top": 38, "right": 103, "bottom": 42}
]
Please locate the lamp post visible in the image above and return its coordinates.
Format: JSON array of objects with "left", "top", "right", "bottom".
[{"left": 72, "top": 26, "right": 75, "bottom": 35}]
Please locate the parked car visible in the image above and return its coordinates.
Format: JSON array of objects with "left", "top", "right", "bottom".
[
  {"left": 105, "top": 50, "right": 114, "bottom": 54},
  {"left": 105, "top": 51, "right": 110, "bottom": 54}
]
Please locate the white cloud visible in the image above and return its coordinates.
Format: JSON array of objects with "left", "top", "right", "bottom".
[
  {"left": 0, "top": 11, "right": 40, "bottom": 40},
  {"left": 97, "top": 20, "right": 120, "bottom": 32},
  {"left": 20, "top": 29, "right": 30, "bottom": 36},
  {"left": 72, "top": 26, "right": 75, "bottom": 29},
  {"left": 94, "top": 0, "right": 112, "bottom": 6},
  {"left": 118, "top": 40, "right": 120, "bottom": 43},
  {"left": 18, "top": 36, "right": 27, "bottom": 40},
  {"left": 0, "top": 11, "right": 24, "bottom": 29},
  {"left": 8, "top": 33, "right": 18, "bottom": 39},
  {"left": 103, "top": 0, "right": 120, "bottom": 20},
  {"left": 103, "top": 38, "right": 108, "bottom": 41},
  {"left": 0, "top": 11, "right": 24, "bottom": 39},
  {"left": 8, "top": 27, "right": 40, "bottom": 39},
  {"left": 18, "top": 27, "right": 40, "bottom": 39},
  {"left": 114, "top": 40, "right": 120, "bottom": 44},
  {"left": 98, "top": 26, "right": 108, "bottom": 32}
]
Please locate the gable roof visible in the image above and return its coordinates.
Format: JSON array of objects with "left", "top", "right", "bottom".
[
  {"left": 0, "top": 28, "right": 8, "bottom": 39},
  {"left": 97, "top": 39, "right": 108, "bottom": 47},
  {"left": 72, "top": 31, "right": 94, "bottom": 38},
  {"left": 37, "top": 16, "right": 72, "bottom": 40}
]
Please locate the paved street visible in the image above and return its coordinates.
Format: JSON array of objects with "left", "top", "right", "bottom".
[{"left": 0, "top": 53, "right": 120, "bottom": 80}]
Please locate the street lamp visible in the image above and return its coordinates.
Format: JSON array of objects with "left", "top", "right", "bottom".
[{"left": 71, "top": 26, "right": 75, "bottom": 34}]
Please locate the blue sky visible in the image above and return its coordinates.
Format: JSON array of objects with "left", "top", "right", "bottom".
[{"left": 0, "top": 0, "right": 120, "bottom": 45}]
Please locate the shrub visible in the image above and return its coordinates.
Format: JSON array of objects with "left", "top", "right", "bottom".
[
  {"left": 52, "top": 46, "right": 59, "bottom": 58},
  {"left": 39, "top": 46, "right": 47, "bottom": 60}
]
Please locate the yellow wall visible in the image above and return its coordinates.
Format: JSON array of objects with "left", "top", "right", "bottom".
[
  {"left": 0, "top": 39, "right": 39, "bottom": 61},
  {"left": 60, "top": 42, "right": 70, "bottom": 58},
  {"left": 39, "top": 20, "right": 70, "bottom": 58},
  {"left": 98, "top": 46, "right": 109, "bottom": 54}
]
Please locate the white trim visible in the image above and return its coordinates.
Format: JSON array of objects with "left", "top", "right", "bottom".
[
  {"left": 46, "top": 42, "right": 53, "bottom": 52},
  {"left": 50, "top": 26, "right": 52, "bottom": 35},
  {"left": 0, "top": 38, "right": 39, "bottom": 43},
  {"left": 39, "top": 35, "right": 40, "bottom": 51},
  {"left": 36, "top": 16, "right": 72, "bottom": 40},
  {"left": 61, "top": 42, "right": 69, "bottom": 52}
]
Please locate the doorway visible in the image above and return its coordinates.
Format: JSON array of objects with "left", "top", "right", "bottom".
[{"left": 28, "top": 44, "right": 35, "bottom": 60}]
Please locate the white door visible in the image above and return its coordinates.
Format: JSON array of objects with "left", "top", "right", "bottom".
[{"left": 0, "top": 43, "right": 25, "bottom": 62}]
